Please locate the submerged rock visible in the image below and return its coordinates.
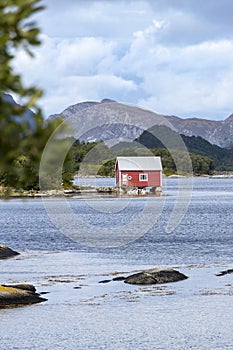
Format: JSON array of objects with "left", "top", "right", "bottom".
[
  {"left": 0, "top": 244, "right": 19, "bottom": 259},
  {"left": 112, "top": 276, "right": 126, "bottom": 281},
  {"left": 98, "top": 279, "right": 112, "bottom": 284},
  {"left": 216, "top": 269, "right": 233, "bottom": 276},
  {"left": 124, "top": 268, "right": 188, "bottom": 285},
  {"left": 0, "top": 285, "right": 47, "bottom": 307}
]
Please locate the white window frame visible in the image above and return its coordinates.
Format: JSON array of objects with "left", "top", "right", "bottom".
[{"left": 139, "top": 173, "right": 148, "bottom": 181}]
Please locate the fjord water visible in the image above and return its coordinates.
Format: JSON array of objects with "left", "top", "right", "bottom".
[{"left": 0, "top": 177, "right": 233, "bottom": 349}]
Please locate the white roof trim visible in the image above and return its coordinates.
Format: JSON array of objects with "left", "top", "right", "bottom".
[{"left": 116, "top": 156, "right": 162, "bottom": 171}]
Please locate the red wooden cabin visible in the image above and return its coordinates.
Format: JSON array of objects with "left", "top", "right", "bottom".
[{"left": 115, "top": 156, "right": 162, "bottom": 189}]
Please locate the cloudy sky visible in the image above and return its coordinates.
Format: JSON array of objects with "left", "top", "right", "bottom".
[{"left": 14, "top": 0, "right": 233, "bottom": 120}]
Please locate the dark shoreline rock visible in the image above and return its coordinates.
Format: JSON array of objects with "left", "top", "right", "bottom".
[
  {"left": 0, "top": 284, "right": 47, "bottom": 307},
  {"left": 98, "top": 279, "right": 112, "bottom": 284},
  {"left": 124, "top": 268, "right": 188, "bottom": 285},
  {"left": 0, "top": 244, "right": 20, "bottom": 259},
  {"left": 112, "top": 276, "right": 126, "bottom": 281},
  {"left": 2, "top": 284, "right": 36, "bottom": 293},
  {"left": 0, "top": 246, "right": 47, "bottom": 307},
  {"left": 216, "top": 269, "right": 233, "bottom": 277}
]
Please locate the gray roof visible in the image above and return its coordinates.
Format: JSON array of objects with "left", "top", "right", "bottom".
[{"left": 116, "top": 156, "right": 162, "bottom": 171}]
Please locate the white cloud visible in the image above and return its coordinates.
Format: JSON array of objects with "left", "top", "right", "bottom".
[
  {"left": 115, "top": 20, "right": 233, "bottom": 119},
  {"left": 13, "top": 0, "right": 233, "bottom": 120},
  {"left": 54, "top": 38, "right": 110, "bottom": 75},
  {"left": 42, "top": 74, "right": 137, "bottom": 115}
]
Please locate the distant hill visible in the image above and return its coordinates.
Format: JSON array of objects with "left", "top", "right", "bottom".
[
  {"left": 136, "top": 125, "right": 233, "bottom": 171},
  {"left": 112, "top": 125, "right": 233, "bottom": 171},
  {"left": 48, "top": 99, "right": 233, "bottom": 148}
]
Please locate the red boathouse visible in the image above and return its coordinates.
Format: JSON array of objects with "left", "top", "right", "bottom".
[{"left": 115, "top": 156, "right": 162, "bottom": 191}]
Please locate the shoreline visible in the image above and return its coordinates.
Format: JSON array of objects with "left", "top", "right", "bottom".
[
  {"left": 0, "top": 186, "right": 163, "bottom": 199},
  {"left": 1, "top": 174, "right": 233, "bottom": 199}
]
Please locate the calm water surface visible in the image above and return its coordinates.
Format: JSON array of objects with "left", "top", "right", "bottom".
[{"left": 0, "top": 177, "right": 232, "bottom": 350}]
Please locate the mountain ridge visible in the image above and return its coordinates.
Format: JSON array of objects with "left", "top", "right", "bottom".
[{"left": 48, "top": 99, "right": 233, "bottom": 148}]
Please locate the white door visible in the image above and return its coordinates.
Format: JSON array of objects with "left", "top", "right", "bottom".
[{"left": 122, "top": 174, "right": 128, "bottom": 186}]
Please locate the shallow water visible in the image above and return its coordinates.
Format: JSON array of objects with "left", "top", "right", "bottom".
[{"left": 0, "top": 177, "right": 233, "bottom": 349}]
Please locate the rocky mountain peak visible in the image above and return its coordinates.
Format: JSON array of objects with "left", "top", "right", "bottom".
[
  {"left": 225, "top": 113, "right": 233, "bottom": 122},
  {"left": 48, "top": 99, "right": 233, "bottom": 148},
  {"left": 100, "top": 98, "right": 116, "bottom": 104}
]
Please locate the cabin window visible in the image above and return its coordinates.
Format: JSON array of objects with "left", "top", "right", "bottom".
[{"left": 139, "top": 173, "right": 148, "bottom": 181}]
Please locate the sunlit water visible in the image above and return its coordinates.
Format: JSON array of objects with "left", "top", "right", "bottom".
[{"left": 0, "top": 177, "right": 233, "bottom": 349}]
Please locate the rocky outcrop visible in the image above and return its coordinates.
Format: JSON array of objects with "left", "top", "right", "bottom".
[
  {"left": 2, "top": 284, "right": 36, "bottom": 293},
  {"left": 124, "top": 268, "right": 188, "bottom": 285},
  {"left": 0, "top": 244, "right": 19, "bottom": 259},
  {"left": 0, "top": 284, "right": 47, "bottom": 307},
  {"left": 0, "top": 245, "right": 46, "bottom": 306},
  {"left": 98, "top": 268, "right": 188, "bottom": 285}
]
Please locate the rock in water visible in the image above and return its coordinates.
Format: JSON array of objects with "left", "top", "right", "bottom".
[
  {"left": 0, "top": 244, "right": 19, "bottom": 259},
  {"left": 98, "top": 279, "right": 112, "bottom": 284},
  {"left": 124, "top": 268, "right": 188, "bottom": 285},
  {"left": 216, "top": 269, "right": 233, "bottom": 276},
  {"left": 0, "top": 285, "right": 47, "bottom": 307}
]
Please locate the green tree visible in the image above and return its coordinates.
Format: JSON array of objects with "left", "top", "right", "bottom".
[
  {"left": 0, "top": 0, "right": 44, "bottom": 172},
  {"left": 0, "top": 1, "right": 69, "bottom": 190},
  {"left": 0, "top": 0, "right": 43, "bottom": 103}
]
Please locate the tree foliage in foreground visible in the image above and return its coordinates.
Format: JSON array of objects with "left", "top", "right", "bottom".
[{"left": 0, "top": 1, "right": 69, "bottom": 190}]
